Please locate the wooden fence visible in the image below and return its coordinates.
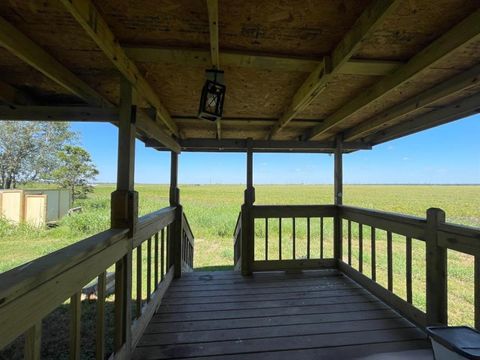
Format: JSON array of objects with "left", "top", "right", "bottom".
[{"left": 0, "top": 206, "right": 194, "bottom": 359}]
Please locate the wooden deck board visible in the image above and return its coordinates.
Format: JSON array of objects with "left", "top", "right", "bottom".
[{"left": 133, "top": 270, "right": 433, "bottom": 359}]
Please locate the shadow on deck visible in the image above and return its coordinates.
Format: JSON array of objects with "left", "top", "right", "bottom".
[{"left": 133, "top": 270, "right": 433, "bottom": 359}]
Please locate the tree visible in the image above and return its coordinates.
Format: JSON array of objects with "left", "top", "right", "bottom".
[
  {"left": 0, "top": 121, "right": 76, "bottom": 189},
  {"left": 51, "top": 145, "right": 99, "bottom": 202}
]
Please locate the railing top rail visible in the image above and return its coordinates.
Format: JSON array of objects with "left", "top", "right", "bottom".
[
  {"left": 340, "top": 205, "right": 426, "bottom": 240},
  {"left": 438, "top": 221, "right": 480, "bottom": 239},
  {"left": 252, "top": 204, "right": 337, "bottom": 218},
  {"left": 0, "top": 227, "right": 128, "bottom": 308},
  {"left": 182, "top": 212, "right": 194, "bottom": 245},
  {"left": 133, "top": 206, "right": 176, "bottom": 247}
]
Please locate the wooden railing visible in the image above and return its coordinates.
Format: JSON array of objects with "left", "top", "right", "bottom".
[
  {"left": 248, "top": 205, "right": 337, "bottom": 271},
  {"left": 338, "top": 205, "right": 480, "bottom": 330},
  {"left": 233, "top": 211, "right": 242, "bottom": 270},
  {"left": 235, "top": 202, "right": 480, "bottom": 330},
  {"left": 181, "top": 212, "right": 194, "bottom": 271},
  {"left": 0, "top": 206, "right": 193, "bottom": 359}
]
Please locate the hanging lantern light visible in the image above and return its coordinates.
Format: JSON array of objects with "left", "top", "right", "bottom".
[{"left": 198, "top": 69, "right": 226, "bottom": 121}]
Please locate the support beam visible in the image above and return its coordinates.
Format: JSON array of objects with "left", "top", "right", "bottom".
[
  {"left": 304, "top": 9, "right": 480, "bottom": 141},
  {"left": 0, "top": 105, "right": 118, "bottom": 122},
  {"left": 207, "top": 0, "right": 220, "bottom": 69},
  {"left": 0, "top": 15, "right": 107, "bottom": 107},
  {"left": 169, "top": 152, "right": 182, "bottom": 278},
  {"left": 367, "top": 91, "right": 480, "bottom": 145},
  {"left": 344, "top": 63, "right": 480, "bottom": 141},
  {"left": 148, "top": 138, "right": 372, "bottom": 153},
  {"left": 0, "top": 80, "right": 35, "bottom": 106},
  {"left": 124, "top": 46, "right": 402, "bottom": 75},
  {"left": 111, "top": 78, "right": 137, "bottom": 355},
  {"left": 333, "top": 135, "right": 343, "bottom": 262},
  {"left": 60, "top": 0, "right": 179, "bottom": 136},
  {"left": 241, "top": 139, "right": 255, "bottom": 276},
  {"left": 268, "top": 0, "right": 401, "bottom": 139},
  {"left": 206, "top": 0, "right": 222, "bottom": 140},
  {"left": 0, "top": 105, "right": 181, "bottom": 152}
]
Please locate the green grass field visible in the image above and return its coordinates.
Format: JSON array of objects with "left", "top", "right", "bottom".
[{"left": 1, "top": 184, "right": 479, "bottom": 328}]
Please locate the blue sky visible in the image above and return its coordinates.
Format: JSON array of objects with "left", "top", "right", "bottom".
[{"left": 71, "top": 114, "right": 480, "bottom": 184}]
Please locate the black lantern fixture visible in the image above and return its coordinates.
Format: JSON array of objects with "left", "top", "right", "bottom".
[{"left": 198, "top": 69, "right": 226, "bottom": 121}]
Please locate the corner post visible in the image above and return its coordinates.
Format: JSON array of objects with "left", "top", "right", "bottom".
[
  {"left": 169, "top": 151, "right": 183, "bottom": 278},
  {"left": 111, "top": 77, "right": 137, "bottom": 354},
  {"left": 333, "top": 135, "right": 343, "bottom": 263},
  {"left": 426, "top": 207, "right": 447, "bottom": 325},
  {"left": 241, "top": 139, "right": 255, "bottom": 276}
]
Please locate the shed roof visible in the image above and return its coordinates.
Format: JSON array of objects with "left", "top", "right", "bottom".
[{"left": 0, "top": 0, "right": 479, "bottom": 153}]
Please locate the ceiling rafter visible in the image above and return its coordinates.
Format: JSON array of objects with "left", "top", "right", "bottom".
[
  {"left": 0, "top": 15, "right": 108, "bottom": 107},
  {"left": 267, "top": 0, "right": 402, "bottom": 140},
  {"left": 124, "top": 46, "right": 402, "bottom": 76},
  {"left": 303, "top": 9, "right": 480, "bottom": 141},
  {"left": 0, "top": 15, "right": 180, "bottom": 152},
  {"left": 344, "top": 63, "right": 480, "bottom": 141},
  {"left": 206, "top": 0, "right": 222, "bottom": 140},
  {"left": 367, "top": 92, "right": 480, "bottom": 144},
  {"left": 59, "top": 0, "right": 179, "bottom": 137}
]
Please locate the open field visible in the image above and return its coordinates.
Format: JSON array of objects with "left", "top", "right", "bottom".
[{"left": 1, "top": 184, "right": 479, "bottom": 329}]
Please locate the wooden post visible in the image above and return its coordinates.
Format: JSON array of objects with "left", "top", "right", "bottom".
[
  {"left": 111, "top": 77, "right": 137, "bottom": 354},
  {"left": 24, "top": 322, "right": 41, "bottom": 360},
  {"left": 333, "top": 135, "right": 343, "bottom": 262},
  {"left": 169, "top": 151, "right": 183, "bottom": 278},
  {"left": 241, "top": 139, "right": 255, "bottom": 276},
  {"left": 426, "top": 208, "right": 447, "bottom": 325}
]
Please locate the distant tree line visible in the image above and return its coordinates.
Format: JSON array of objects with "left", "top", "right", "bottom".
[{"left": 0, "top": 121, "right": 98, "bottom": 201}]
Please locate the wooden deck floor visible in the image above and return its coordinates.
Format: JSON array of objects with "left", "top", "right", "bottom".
[{"left": 133, "top": 270, "right": 433, "bottom": 359}]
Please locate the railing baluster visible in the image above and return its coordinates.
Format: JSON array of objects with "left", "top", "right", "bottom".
[
  {"left": 292, "top": 218, "right": 296, "bottom": 260},
  {"left": 161, "top": 229, "right": 165, "bottom": 280},
  {"left": 265, "top": 218, "right": 269, "bottom": 261},
  {"left": 279, "top": 218, "right": 282, "bottom": 260},
  {"left": 96, "top": 272, "right": 106, "bottom": 360},
  {"left": 387, "top": 231, "right": 393, "bottom": 291},
  {"left": 147, "top": 237, "right": 152, "bottom": 302},
  {"left": 154, "top": 233, "right": 159, "bottom": 287},
  {"left": 307, "top": 217, "right": 311, "bottom": 259},
  {"left": 371, "top": 227, "right": 376, "bottom": 281},
  {"left": 359, "top": 224, "right": 363, "bottom": 273},
  {"left": 24, "top": 321, "right": 41, "bottom": 360},
  {"left": 406, "top": 236, "right": 413, "bottom": 304},
  {"left": 70, "top": 292, "right": 81, "bottom": 360},
  {"left": 136, "top": 246, "right": 142, "bottom": 318},
  {"left": 347, "top": 220, "right": 352, "bottom": 265},
  {"left": 476, "top": 255, "right": 480, "bottom": 330},
  {"left": 320, "top": 217, "right": 324, "bottom": 259}
]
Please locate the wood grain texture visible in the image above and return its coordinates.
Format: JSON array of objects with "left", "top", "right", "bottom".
[{"left": 133, "top": 269, "right": 432, "bottom": 359}]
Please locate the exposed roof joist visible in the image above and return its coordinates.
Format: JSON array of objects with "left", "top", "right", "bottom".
[
  {"left": 59, "top": 0, "right": 179, "bottom": 137},
  {"left": 147, "top": 138, "right": 371, "bottom": 153},
  {"left": 368, "top": 92, "right": 480, "bottom": 144},
  {"left": 0, "top": 15, "right": 108, "bottom": 108},
  {"left": 344, "top": 63, "right": 480, "bottom": 141},
  {"left": 267, "top": 0, "right": 402, "bottom": 140},
  {"left": 206, "top": 0, "right": 221, "bottom": 140},
  {"left": 0, "top": 15, "right": 180, "bottom": 152},
  {"left": 304, "top": 9, "right": 480, "bottom": 141},
  {"left": 124, "top": 47, "right": 402, "bottom": 76},
  {"left": 0, "top": 105, "right": 118, "bottom": 122}
]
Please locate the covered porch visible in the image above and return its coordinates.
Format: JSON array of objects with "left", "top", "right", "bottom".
[{"left": 1, "top": 0, "right": 480, "bottom": 359}]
